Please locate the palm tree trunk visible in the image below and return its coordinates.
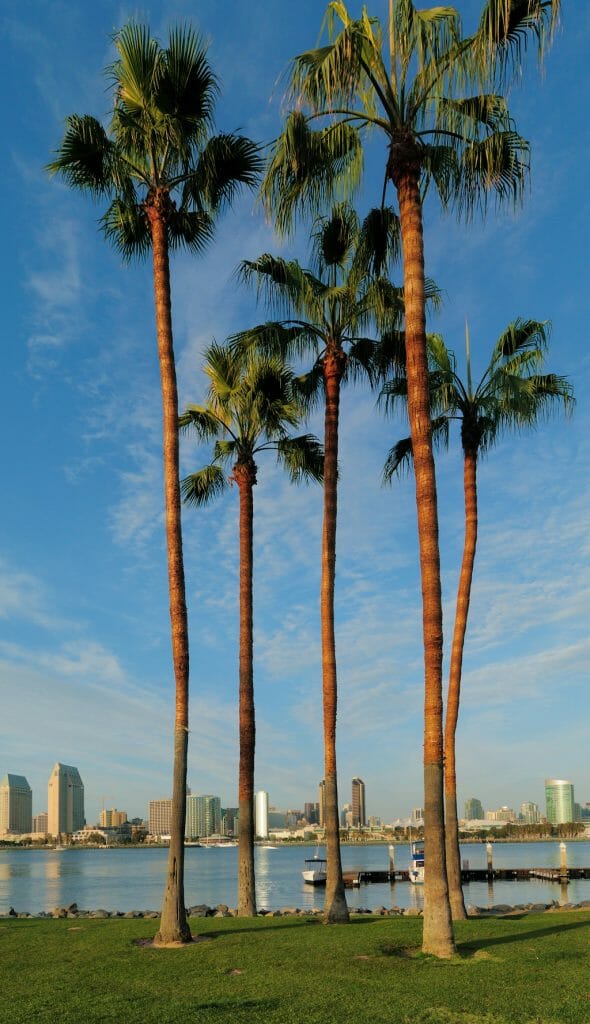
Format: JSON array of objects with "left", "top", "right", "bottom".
[
  {"left": 393, "top": 161, "right": 454, "bottom": 957},
  {"left": 444, "top": 446, "right": 478, "bottom": 920},
  {"left": 147, "top": 195, "right": 191, "bottom": 946},
  {"left": 321, "top": 348, "right": 349, "bottom": 925},
  {"left": 234, "top": 459, "right": 257, "bottom": 917}
]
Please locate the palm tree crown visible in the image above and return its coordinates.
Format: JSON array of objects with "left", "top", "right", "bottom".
[{"left": 48, "top": 23, "right": 261, "bottom": 256}]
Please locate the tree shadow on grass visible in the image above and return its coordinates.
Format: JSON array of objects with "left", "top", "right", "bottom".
[
  {"left": 459, "top": 917, "right": 590, "bottom": 955},
  {"left": 193, "top": 998, "right": 280, "bottom": 1012}
]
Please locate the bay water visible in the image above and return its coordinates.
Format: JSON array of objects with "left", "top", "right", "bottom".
[{"left": 1, "top": 841, "right": 589, "bottom": 915}]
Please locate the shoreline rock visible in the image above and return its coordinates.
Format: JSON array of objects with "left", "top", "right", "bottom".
[{"left": 2, "top": 898, "right": 590, "bottom": 920}]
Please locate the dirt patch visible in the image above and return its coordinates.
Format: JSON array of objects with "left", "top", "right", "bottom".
[{"left": 134, "top": 935, "right": 214, "bottom": 949}]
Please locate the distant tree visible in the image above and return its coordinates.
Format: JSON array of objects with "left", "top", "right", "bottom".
[
  {"left": 48, "top": 23, "right": 260, "bottom": 943},
  {"left": 180, "top": 343, "right": 323, "bottom": 916}
]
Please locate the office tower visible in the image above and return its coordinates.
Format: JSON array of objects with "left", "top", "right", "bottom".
[
  {"left": 33, "top": 812, "right": 48, "bottom": 833},
  {"left": 318, "top": 780, "right": 326, "bottom": 828},
  {"left": 464, "top": 797, "right": 484, "bottom": 820},
  {"left": 0, "top": 774, "right": 32, "bottom": 834},
  {"left": 186, "top": 795, "right": 222, "bottom": 838},
  {"left": 255, "top": 790, "right": 269, "bottom": 838},
  {"left": 47, "top": 763, "right": 84, "bottom": 837},
  {"left": 545, "top": 779, "right": 575, "bottom": 824},
  {"left": 222, "top": 807, "right": 238, "bottom": 836},
  {"left": 520, "top": 801, "right": 540, "bottom": 824},
  {"left": 351, "top": 777, "right": 366, "bottom": 827},
  {"left": 411, "top": 807, "right": 425, "bottom": 825},
  {"left": 304, "top": 801, "right": 319, "bottom": 825},
  {"left": 340, "top": 802, "right": 352, "bottom": 827},
  {"left": 149, "top": 798, "right": 172, "bottom": 837}
]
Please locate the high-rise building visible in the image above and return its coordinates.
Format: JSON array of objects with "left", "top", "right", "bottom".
[
  {"left": 520, "top": 801, "right": 540, "bottom": 824},
  {"left": 411, "top": 807, "right": 425, "bottom": 825},
  {"left": 318, "top": 780, "right": 326, "bottom": 828},
  {"left": 304, "top": 802, "right": 319, "bottom": 825},
  {"left": 464, "top": 797, "right": 484, "bottom": 820},
  {"left": 222, "top": 807, "right": 238, "bottom": 836},
  {"left": 33, "top": 812, "right": 48, "bottom": 833},
  {"left": 340, "top": 802, "right": 352, "bottom": 827},
  {"left": 149, "top": 799, "right": 172, "bottom": 837},
  {"left": 255, "top": 790, "right": 269, "bottom": 838},
  {"left": 186, "top": 795, "right": 221, "bottom": 838},
  {"left": 0, "top": 774, "right": 32, "bottom": 834},
  {"left": 351, "top": 778, "right": 366, "bottom": 828},
  {"left": 545, "top": 779, "right": 575, "bottom": 824},
  {"left": 47, "top": 763, "right": 84, "bottom": 837}
]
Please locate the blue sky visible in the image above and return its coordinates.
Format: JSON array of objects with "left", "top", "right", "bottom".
[{"left": 1, "top": 1, "right": 588, "bottom": 827}]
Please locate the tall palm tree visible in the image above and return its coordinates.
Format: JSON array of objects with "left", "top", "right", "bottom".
[
  {"left": 48, "top": 23, "right": 261, "bottom": 944},
  {"left": 180, "top": 343, "right": 323, "bottom": 917},
  {"left": 384, "top": 320, "right": 574, "bottom": 919},
  {"left": 260, "top": 0, "right": 559, "bottom": 956},
  {"left": 233, "top": 203, "right": 402, "bottom": 923}
]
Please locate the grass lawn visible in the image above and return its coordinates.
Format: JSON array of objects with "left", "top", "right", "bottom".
[{"left": 1, "top": 911, "right": 589, "bottom": 1024}]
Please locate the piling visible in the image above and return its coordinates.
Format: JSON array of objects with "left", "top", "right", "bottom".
[
  {"left": 560, "top": 841, "right": 568, "bottom": 879},
  {"left": 486, "top": 842, "right": 493, "bottom": 878}
]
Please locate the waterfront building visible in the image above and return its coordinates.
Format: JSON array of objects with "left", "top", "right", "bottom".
[
  {"left": 222, "top": 807, "right": 238, "bottom": 836},
  {"left": 304, "top": 801, "right": 319, "bottom": 825},
  {"left": 340, "top": 802, "right": 352, "bottom": 827},
  {"left": 32, "top": 812, "right": 48, "bottom": 833},
  {"left": 0, "top": 774, "right": 32, "bottom": 835},
  {"left": 368, "top": 815, "right": 382, "bottom": 829},
  {"left": 545, "top": 779, "right": 575, "bottom": 824},
  {"left": 464, "top": 797, "right": 484, "bottom": 820},
  {"left": 47, "top": 763, "right": 84, "bottom": 837},
  {"left": 186, "top": 795, "right": 222, "bottom": 839},
  {"left": 520, "top": 801, "right": 540, "bottom": 824},
  {"left": 99, "top": 808, "right": 127, "bottom": 828},
  {"left": 255, "top": 790, "right": 269, "bottom": 838},
  {"left": 148, "top": 798, "right": 172, "bottom": 837},
  {"left": 411, "top": 806, "right": 425, "bottom": 825},
  {"left": 487, "top": 806, "right": 516, "bottom": 823},
  {"left": 352, "top": 777, "right": 366, "bottom": 827}
]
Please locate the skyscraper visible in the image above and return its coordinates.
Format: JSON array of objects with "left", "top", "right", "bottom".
[
  {"left": 255, "top": 790, "right": 269, "bottom": 838},
  {"left": 351, "top": 777, "right": 366, "bottom": 828},
  {"left": 545, "top": 779, "right": 575, "bottom": 824},
  {"left": 186, "top": 795, "right": 222, "bottom": 838},
  {"left": 47, "top": 763, "right": 84, "bottom": 837},
  {"left": 520, "top": 801, "right": 540, "bottom": 824},
  {"left": 148, "top": 799, "right": 172, "bottom": 837},
  {"left": 464, "top": 797, "right": 484, "bottom": 820},
  {"left": 0, "top": 774, "right": 32, "bottom": 835}
]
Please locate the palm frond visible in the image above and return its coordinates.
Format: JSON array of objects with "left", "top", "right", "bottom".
[
  {"left": 181, "top": 464, "right": 228, "bottom": 506},
  {"left": 475, "top": 0, "right": 561, "bottom": 86},
  {"left": 383, "top": 436, "right": 413, "bottom": 482},
  {"left": 276, "top": 434, "right": 324, "bottom": 483},
  {"left": 186, "top": 133, "right": 262, "bottom": 211},
  {"left": 47, "top": 115, "right": 120, "bottom": 195},
  {"left": 168, "top": 208, "right": 215, "bottom": 252},
  {"left": 179, "top": 405, "right": 222, "bottom": 439},
  {"left": 237, "top": 253, "right": 325, "bottom": 320},
  {"left": 230, "top": 322, "right": 321, "bottom": 362},
  {"left": 353, "top": 205, "right": 401, "bottom": 279},
  {"left": 101, "top": 197, "right": 151, "bottom": 260},
  {"left": 261, "top": 112, "right": 363, "bottom": 237},
  {"left": 455, "top": 128, "right": 529, "bottom": 217}
]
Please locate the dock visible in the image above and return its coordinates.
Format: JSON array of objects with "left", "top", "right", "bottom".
[{"left": 341, "top": 867, "right": 590, "bottom": 887}]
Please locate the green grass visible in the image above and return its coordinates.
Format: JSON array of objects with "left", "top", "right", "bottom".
[{"left": 2, "top": 912, "right": 589, "bottom": 1024}]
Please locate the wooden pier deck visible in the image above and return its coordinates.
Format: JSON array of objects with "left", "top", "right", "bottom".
[{"left": 342, "top": 867, "right": 590, "bottom": 887}]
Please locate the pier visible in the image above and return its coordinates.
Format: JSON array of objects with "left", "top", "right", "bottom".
[{"left": 342, "top": 867, "right": 590, "bottom": 887}]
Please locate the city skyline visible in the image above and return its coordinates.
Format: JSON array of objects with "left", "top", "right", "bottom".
[
  {"left": 1, "top": 3, "right": 588, "bottom": 821},
  {"left": 2, "top": 759, "right": 587, "bottom": 830}
]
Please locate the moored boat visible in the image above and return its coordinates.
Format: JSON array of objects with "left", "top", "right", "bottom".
[
  {"left": 408, "top": 840, "right": 424, "bottom": 884},
  {"left": 302, "top": 853, "right": 327, "bottom": 885}
]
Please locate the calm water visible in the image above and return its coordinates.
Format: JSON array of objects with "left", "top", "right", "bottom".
[{"left": 1, "top": 841, "right": 589, "bottom": 914}]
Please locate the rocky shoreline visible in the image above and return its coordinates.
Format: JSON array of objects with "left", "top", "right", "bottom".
[{"left": 3, "top": 898, "right": 590, "bottom": 920}]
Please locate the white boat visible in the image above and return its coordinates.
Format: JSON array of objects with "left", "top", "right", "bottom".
[
  {"left": 408, "top": 840, "right": 424, "bottom": 885},
  {"left": 302, "top": 853, "right": 327, "bottom": 885}
]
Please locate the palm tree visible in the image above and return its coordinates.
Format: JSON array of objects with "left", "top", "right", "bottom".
[
  {"left": 233, "top": 203, "right": 402, "bottom": 923},
  {"left": 48, "top": 23, "right": 261, "bottom": 944},
  {"left": 180, "top": 343, "right": 323, "bottom": 917},
  {"left": 384, "top": 320, "right": 574, "bottom": 919},
  {"left": 260, "top": 0, "right": 559, "bottom": 956}
]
